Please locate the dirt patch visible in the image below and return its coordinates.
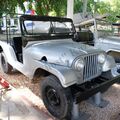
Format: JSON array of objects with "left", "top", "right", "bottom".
[{"left": 0, "top": 69, "right": 41, "bottom": 96}]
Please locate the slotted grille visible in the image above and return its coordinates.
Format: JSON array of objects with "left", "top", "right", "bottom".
[{"left": 83, "top": 54, "right": 99, "bottom": 81}]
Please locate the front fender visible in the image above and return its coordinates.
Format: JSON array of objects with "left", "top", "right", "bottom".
[
  {"left": 50, "top": 65, "right": 78, "bottom": 87},
  {"left": 29, "top": 60, "right": 78, "bottom": 88},
  {"left": 102, "top": 55, "right": 116, "bottom": 72}
]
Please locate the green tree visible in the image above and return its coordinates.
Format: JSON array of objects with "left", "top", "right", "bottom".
[
  {"left": 106, "top": 0, "right": 120, "bottom": 22},
  {"left": 34, "top": 0, "right": 67, "bottom": 16},
  {"left": 0, "top": 0, "right": 25, "bottom": 32},
  {"left": 74, "top": 0, "right": 83, "bottom": 13},
  {"left": 51, "top": 0, "right": 67, "bottom": 16},
  {"left": 0, "top": 0, "right": 25, "bottom": 15},
  {"left": 35, "top": 0, "right": 52, "bottom": 15}
]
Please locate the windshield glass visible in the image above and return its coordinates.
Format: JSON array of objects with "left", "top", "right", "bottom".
[{"left": 23, "top": 20, "right": 73, "bottom": 35}]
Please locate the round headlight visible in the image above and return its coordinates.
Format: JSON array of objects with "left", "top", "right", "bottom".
[
  {"left": 74, "top": 59, "right": 84, "bottom": 71},
  {"left": 98, "top": 53, "right": 106, "bottom": 64}
]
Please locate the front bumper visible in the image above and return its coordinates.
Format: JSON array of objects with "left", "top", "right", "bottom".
[{"left": 71, "top": 73, "right": 120, "bottom": 104}]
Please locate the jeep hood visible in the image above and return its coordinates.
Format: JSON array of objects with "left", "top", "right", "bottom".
[{"left": 25, "top": 39, "right": 102, "bottom": 67}]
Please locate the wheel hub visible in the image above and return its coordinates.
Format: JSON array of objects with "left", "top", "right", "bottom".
[{"left": 46, "top": 87, "right": 60, "bottom": 106}]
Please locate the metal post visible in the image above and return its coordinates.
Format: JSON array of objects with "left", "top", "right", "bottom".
[
  {"left": 72, "top": 102, "right": 80, "bottom": 120},
  {"left": 91, "top": 92, "right": 109, "bottom": 108},
  {"left": 94, "top": 92, "right": 101, "bottom": 106},
  {"left": 71, "top": 102, "right": 90, "bottom": 120}
]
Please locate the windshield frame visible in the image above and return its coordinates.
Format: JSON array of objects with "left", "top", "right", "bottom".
[{"left": 20, "top": 15, "right": 75, "bottom": 38}]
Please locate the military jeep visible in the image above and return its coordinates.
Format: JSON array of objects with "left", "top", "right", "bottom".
[{"left": 0, "top": 15, "right": 117, "bottom": 119}]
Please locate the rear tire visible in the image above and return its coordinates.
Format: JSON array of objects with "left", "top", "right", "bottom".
[
  {"left": 1, "top": 52, "right": 13, "bottom": 74},
  {"left": 41, "top": 75, "right": 73, "bottom": 119}
]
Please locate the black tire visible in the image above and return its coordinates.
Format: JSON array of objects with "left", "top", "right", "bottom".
[
  {"left": 1, "top": 52, "right": 13, "bottom": 74},
  {"left": 41, "top": 75, "right": 73, "bottom": 120}
]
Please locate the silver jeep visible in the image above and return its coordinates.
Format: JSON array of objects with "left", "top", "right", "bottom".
[{"left": 0, "top": 15, "right": 116, "bottom": 119}]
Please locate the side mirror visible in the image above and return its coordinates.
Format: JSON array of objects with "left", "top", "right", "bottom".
[{"left": 72, "top": 32, "right": 80, "bottom": 42}]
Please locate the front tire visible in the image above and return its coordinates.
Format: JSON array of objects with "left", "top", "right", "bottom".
[
  {"left": 1, "top": 52, "right": 13, "bottom": 74},
  {"left": 41, "top": 75, "right": 73, "bottom": 119}
]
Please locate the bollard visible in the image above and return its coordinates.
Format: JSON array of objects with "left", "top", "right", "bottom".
[
  {"left": 71, "top": 102, "right": 80, "bottom": 120},
  {"left": 94, "top": 92, "right": 101, "bottom": 106}
]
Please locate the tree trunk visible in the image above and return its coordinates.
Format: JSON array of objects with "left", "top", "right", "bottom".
[
  {"left": 67, "top": 0, "right": 74, "bottom": 19},
  {"left": 83, "top": 0, "right": 88, "bottom": 17}
]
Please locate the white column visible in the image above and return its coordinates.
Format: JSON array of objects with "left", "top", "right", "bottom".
[
  {"left": 67, "top": 0, "right": 74, "bottom": 19},
  {"left": 10, "top": 18, "right": 14, "bottom": 26},
  {"left": 17, "top": 17, "right": 20, "bottom": 31},
  {"left": 3, "top": 17, "right": 7, "bottom": 27}
]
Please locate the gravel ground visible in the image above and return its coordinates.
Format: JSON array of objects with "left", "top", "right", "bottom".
[{"left": 1, "top": 68, "right": 120, "bottom": 120}]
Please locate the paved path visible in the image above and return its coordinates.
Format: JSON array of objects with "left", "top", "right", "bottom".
[{"left": 0, "top": 86, "right": 55, "bottom": 120}]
